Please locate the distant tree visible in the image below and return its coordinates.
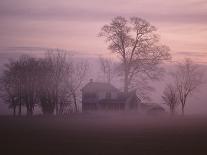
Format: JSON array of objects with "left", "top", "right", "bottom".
[
  {"left": 66, "top": 61, "right": 89, "bottom": 112},
  {"left": 43, "top": 49, "right": 71, "bottom": 115},
  {"left": 173, "top": 59, "right": 204, "bottom": 115},
  {"left": 20, "top": 56, "right": 40, "bottom": 115},
  {"left": 0, "top": 50, "right": 89, "bottom": 116},
  {"left": 0, "top": 64, "right": 19, "bottom": 116},
  {"left": 162, "top": 84, "right": 179, "bottom": 115},
  {"left": 0, "top": 50, "right": 70, "bottom": 115},
  {"left": 36, "top": 58, "right": 56, "bottom": 115},
  {"left": 99, "top": 56, "right": 115, "bottom": 84},
  {"left": 99, "top": 16, "right": 171, "bottom": 94},
  {"left": 38, "top": 50, "right": 88, "bottom": 114},
  {"left": 0, "top": 55, "right": 39, "bottom": 116}
]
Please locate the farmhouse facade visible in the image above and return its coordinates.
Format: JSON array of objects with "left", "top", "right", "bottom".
[
  {"left": 82, "top": 79, "right": 165, "bottom": 114},
  {"left": 82, "top": 79, "right": 141, "bottom": 111}
]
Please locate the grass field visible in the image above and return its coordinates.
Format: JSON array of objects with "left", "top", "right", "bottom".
[{"left": 0, "top": 113, "right": 207, "bottom": 155}]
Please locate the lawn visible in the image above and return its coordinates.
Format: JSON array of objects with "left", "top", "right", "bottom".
[{"left": 0, "top": 113, "right": 207, "bottom": 155}]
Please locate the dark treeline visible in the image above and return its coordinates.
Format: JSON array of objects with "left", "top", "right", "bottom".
[
  {"left": 0, "top": 16, "right": 205, "bottom": 116},
  {"left": 0, "top": 49, "right": 88, "bottom": 116}
]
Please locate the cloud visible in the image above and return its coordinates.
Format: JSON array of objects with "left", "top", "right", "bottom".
[
  {"left": 0, "top": 0, "right": 207, "bottom": 56},
  {"left": 0, "top": 0, "right": 207, "bottom": 24},
  {"left": 174, "top": 51, "right": 207, "bottom": 64},
  {"left": 191, "top": 0, "right": 207, "bottom": 6},
  {"left": 176, "top": 51, "right": 207, "bottom": 58}
]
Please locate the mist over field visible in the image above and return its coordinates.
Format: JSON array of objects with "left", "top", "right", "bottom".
[
  {"left": 1, "top": 0, "right": 207, "bottom": 155},
  {"left": 0, "top": 47, "right": 207, "bottom": 115}
]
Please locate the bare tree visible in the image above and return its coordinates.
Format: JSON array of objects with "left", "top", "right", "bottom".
[
  {"left": 173, "top": 59, "right": 204, "bottom": 115},
  {"left": 162, "top": 84, "right": 179, "bottom": 115},
  {"left": 0, "top": 65, "right": 18, "bottom": 116},
  {"left": 66, "top": 61, "right": 89, "bottom": 112},
  {"left": 39, "top": 50, "right": 88, "bottom": 114},
  {"left": 37, "top": 58, "right": 56, "bottom": 115},
  {"left": 0, "top": 50, "right": 88, "bottom": 116},
  {"left": 99, "top": 57, "right": 115, "bottom": 84},
  {"left": 20, "top": 56, "right": 40, "bottom": 116},
  {"left": 44, "top": 49, "right": 69, "bottom": 115},
  {"left": 99, "top": 16, "right": 171, "bottom": 93},
  {"left": 0, "top": 55, "right": 39, "bottom": 116}
]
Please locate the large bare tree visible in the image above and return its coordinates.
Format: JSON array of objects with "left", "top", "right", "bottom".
[
  {"left": 99, "top": 16, "right": 171, "bottom": 93},
  {"left": 173, "top": 59, "right": 204, "bottom": 115},
  {"left": 162, "top": 84, "right": 179, "bottom": 115}
]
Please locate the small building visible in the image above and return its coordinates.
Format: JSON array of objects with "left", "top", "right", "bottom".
[{"left": 82, "top": 79, "right": 141, "bottom": 111}]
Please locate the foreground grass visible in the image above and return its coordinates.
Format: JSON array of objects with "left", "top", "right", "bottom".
[{"left": 0, "top": 113, "right": 207, "bottom": 155}]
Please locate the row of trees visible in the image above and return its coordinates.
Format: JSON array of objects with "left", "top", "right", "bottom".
[
  {"left": 1, "top": 16, "right": 202, "bottom": 116},
  {"left": 0, "top": 50, "right": 88, "bottom": 116},
  {"left": 162, "top": 59, "right": 204, "bottom": 115}
]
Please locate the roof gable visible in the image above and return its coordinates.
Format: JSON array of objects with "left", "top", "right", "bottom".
[{"left": 82, "top": 82, "right": 119, "bottom": 93}]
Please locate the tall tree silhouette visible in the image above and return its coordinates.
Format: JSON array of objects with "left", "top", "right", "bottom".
[
  {"left": 173, "top": 59, "right": 204, "bottom": 115},
  {"left": 162, "top": 84, "right": 179, "bottom": 115},
  {"left": 99, "top": 16, "right": 171, "bottom": 93}
]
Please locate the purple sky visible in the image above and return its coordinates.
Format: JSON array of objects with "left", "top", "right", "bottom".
[
  {"left": 0, "top": 0, "right": 207, "bottom": 114},
  {"left": 0, "top": 0, "right": 207, "bottom": 62}
]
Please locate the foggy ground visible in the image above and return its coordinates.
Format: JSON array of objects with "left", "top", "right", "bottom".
[{"left": 1, "top": 113, "right": 207, "bottom": 155}]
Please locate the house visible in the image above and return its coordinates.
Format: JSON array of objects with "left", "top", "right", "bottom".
[
  {"left": 82, "top": 79, "right": 141, "bottom": 111},
  {"left": 82, "top": 79, "right": 165, "bottom": 114}
]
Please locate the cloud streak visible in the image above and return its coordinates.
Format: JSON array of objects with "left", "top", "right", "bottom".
[
  {"left": 0, "top": 0, "right": 207, "bottom": 56},
  {"left": 1, "top": 0, "right": 207, "bottom": 23}
]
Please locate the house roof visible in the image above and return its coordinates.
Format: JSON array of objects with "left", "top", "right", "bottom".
[{"left": 82, "top": 81, "right": 119, "bottom": 93}]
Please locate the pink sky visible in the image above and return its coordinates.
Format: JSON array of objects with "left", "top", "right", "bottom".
[
  {"left": 0, "top": 0, "right": 207, "bottom": 62},
  {"left": 0, "top": 0, "right": 207, "bottom": 114}
]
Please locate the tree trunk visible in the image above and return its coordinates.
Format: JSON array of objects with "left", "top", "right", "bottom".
[
  {"left": 124, "top": 69, "right": 129, "bottom": 94},
  {"left": 181, "top": 98, "right": 187, "bottom": 116},
  {"left": 181, "top": 105, "right": 185, "bottom": 116},
  {"left": 27, "top": 106, "right": 33, "bottom": 116},
  {"left": 54, "top": 90, "right": 59, "bottom": 115},
  {"left": 13, "top": 106, "right": 16, "bottom": 116},
  {"left": 18, "top": 103, "right": 21, "bottom": 116},
  {"left": 170, "top": 107, "right": 174, "bottom": 115},
  {"left": 72, "top": 92, "right": 78, "bottom": 112}
]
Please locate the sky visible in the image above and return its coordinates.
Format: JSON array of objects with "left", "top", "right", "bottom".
[
  {"left": 0, "top": 0, "right": 207, "bottom": 114},
  {"left": 0, "top": 0, "right": 207, "bottom": 62}
]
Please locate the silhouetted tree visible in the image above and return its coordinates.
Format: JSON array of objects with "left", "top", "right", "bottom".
[
  {"left": 0, "top": 65, "right": 18, "bottom": 116},
  {"left": 99, "top": 16, "right": 171, "bottom": 94},
  {"left": 162, "top": 84, "right": 179, "bottom": 115},
  {"left": 43, "top": 50, "right": 71, "bottom": 115},
  {"left": 0, "top": 49, "right": 89, "bottom": 116},
  {"left": 0, "top": 55, "right": 39, "bottom": 116},
  {"left": 173, "top": 59, "right": 204, "bottom": 115},
  {"left": 20, "top": 56, "right": 40, "bottom": 115},
  {"left": 36, "top": 58, "right": 56, "bottom": 115},
  {"left": 66, "top": 61, "right": 89, "bottom": 112}
]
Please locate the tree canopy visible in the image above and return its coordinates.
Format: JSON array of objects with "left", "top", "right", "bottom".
[{"left": 99, "top": 16, "right": 171, "bottom": 93}]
